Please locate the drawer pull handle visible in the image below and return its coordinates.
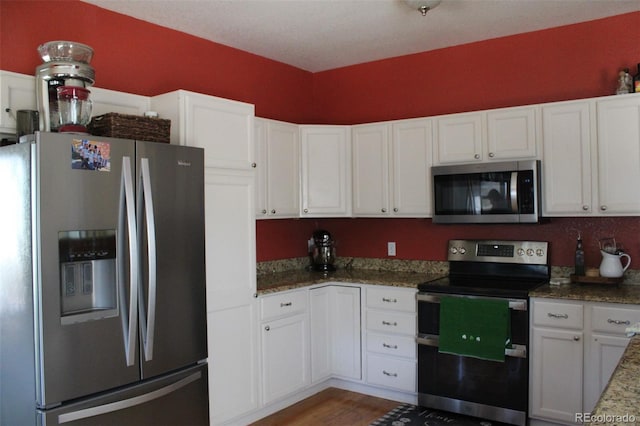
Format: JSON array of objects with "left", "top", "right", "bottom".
[
  {"left": 607, "top": 319, "right": 631, "bottom": 325},
  {"left": 280, "top": 302, "right": 292, "bottom": 307},
  {"left": 382, "top": 343, "right": 398, "bottom": 349},
  {"left": 382, "top": 321, "right": 398, "bottom": 327},
  {"left": 548, "top": 313, "right": 568, "bottom": 319},
  {"left": 382, "top": 297, "right": 397, "bottom": 303},
  {"left": 382, "top": 370, "right": 398, "bottom": 377}
]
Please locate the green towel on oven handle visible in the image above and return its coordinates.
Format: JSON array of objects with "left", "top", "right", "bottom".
[{"left": 438, "top": 296, "right": 511, "bottom": 362}]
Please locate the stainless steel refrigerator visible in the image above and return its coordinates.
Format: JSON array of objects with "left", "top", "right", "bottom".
[{"left": 0, "top": 132, "right": 208, "bottom": 425}]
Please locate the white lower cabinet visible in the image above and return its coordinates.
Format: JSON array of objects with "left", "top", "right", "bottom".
[
  {"left": 260, "top": 289, "right": 310, "bottom": 405},
  {"left": 530, "top": 298, "right": 640, "bottom": 425},
  {"left": 364, "top": 286, "right": 417, "bottom": 393}
]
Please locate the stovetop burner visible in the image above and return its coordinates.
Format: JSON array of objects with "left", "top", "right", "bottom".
[{"left": 419, "top": 239, "right": 550, "bottom": 299}]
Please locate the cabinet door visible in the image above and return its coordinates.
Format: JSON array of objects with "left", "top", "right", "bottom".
[
  {"left": 309, "top": 287, "right": 332, "bottom": 383},
  {"left": 300, "top": 125, "right": 351, "bottom": 217},
  {"left": 486, "top": 106, "right": 538, "bottom": 160},
  {"left": 0, "top": 71, "right": 36, "bottom": 134},
  {"left": 91, "top": 87, "right": 150, "bottom": 117},
  {"left": 254, "top": 118, "right": 268, "bottom": 217},
  {"left": 266, "top": 120, "right": 299, "bottom": 218},
  {"left": 391, "top": 118, "right": 433, "bottom": 217},
  {"left": 352, "top": 123, "right": 390, "bottom": 216},
  {"left": 331, "top": 286, "right": 361, "bottom": 380},
  {"left": 184, "top": 92, "right": 255, "bottom": 170},
  {"left": 584, "top": 334, "right": 629, "bottom": 413},
  {"left": 542, "top": 101, "right": 593, "bottom": 215},
  {"left": 596, "top": 95, "right": 640, "bottom": 214},
  {"left": 434, "top": 112, "right": 484, "bottom": 164},
  {"left": 530, "top": 327, "right": 583, "bottom": 423},
  {"left": 207, "top": 303, "right": 259, "bottom": 424},
  {"left": 261, "top": 313, "right": 310, "bottom": 405},
  {"left": 204, "top": 170, "right": 256, "bottom": 311}
]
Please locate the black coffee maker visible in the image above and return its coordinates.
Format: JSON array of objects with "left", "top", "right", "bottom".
[{"left": 309, "top": 230, "right": 336, "bottom": 272}]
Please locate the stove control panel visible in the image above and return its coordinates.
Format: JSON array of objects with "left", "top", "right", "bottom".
[{"left": 448, "top": 239, "right": 548, "bottom": 265}]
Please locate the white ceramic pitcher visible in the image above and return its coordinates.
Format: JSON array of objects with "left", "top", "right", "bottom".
[{"left": 599, "top": 250, "right": 631, "bottom": 278}]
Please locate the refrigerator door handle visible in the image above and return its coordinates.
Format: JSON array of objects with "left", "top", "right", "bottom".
[
  {"left": 118, "top": 156, "right": 139, "bottom": 367},
  {"left": 138, "top": 157, "right": 157, "bottom": 361},
  {"left": 57, "top": 371, "right": 202, "bottom": 424}
]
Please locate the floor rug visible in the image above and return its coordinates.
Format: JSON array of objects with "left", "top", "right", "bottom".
[{"left": 369, "top": 404, "right": 502, "bottom": 426}]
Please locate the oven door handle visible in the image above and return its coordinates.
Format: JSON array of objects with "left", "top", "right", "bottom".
[
  {"left": 416, "top": 334, "right": 527, "bottom": 359},
  {"left": 416, "top": 293, "right": 527, "bottom": 311}
]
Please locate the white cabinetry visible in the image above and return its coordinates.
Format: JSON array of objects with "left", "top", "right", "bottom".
[
  {"left": 351, "top": 119, "right": 433, "bottom": 217},
  {"left": 260, "top": 290, "right": 310, "bottom": 405},
  {"left": 299, "top": 125, "right": 351, "bottom": 217},
  {"left": 0, "top": 71, "right": 36, "bottom": 135},
  {"left": 91, "top": 87, "right": 150, "bottom": 117},
  {"left": 541, "top": 100, "right": 593, "bottom": 215},
  {"left": 254, "top": 118, "right": 299, "bottom": 219},
  {"left": 364, "top": 286, "right": 417, "bottom": 392},
  {"left": 151, "top": 90, "right": 255, "bottom": 170},
  {"left": 309, "top": 285, "right": 361, "bottom": 383},
  {"left": 434, "top": 106, "right": 538, "bottom": 165},
  {"left": 595, "top": 94, "right": 640, "bottom": 214},
  {"left": 530, "top": 298, "right": 640, "bottom": 425}
]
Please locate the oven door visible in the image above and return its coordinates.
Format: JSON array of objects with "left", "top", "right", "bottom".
[{"left": 416, "top": 292, "right": 529, "bottom": 426}]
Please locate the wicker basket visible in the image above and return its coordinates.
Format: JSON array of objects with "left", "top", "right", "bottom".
[{"left": 88, "top": 113, "right": 171, "bottom": 143}]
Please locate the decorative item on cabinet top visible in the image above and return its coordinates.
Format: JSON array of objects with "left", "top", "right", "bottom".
[{"left": 87, "top": 112, "right": 170, "bottom": 143}]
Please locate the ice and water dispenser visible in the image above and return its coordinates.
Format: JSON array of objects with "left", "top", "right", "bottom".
[{"left": 58, "top": 230, "right": 117, "bottom": 324}]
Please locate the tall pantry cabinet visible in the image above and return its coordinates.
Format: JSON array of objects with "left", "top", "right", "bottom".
[{"left": 151, "top": 91, "right": 258, "bottom": 425}]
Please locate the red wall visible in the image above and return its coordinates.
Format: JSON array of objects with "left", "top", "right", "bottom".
[{"left": 2, "top": 1, "right": 640, "bottom": 269}]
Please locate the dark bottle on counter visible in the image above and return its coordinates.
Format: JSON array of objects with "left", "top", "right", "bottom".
[
  {"left": 575, "top": 233, "right": 585, "bottom": 276},
  {"left": 634, "top": 63, "right": 640, "bottom": 93}
]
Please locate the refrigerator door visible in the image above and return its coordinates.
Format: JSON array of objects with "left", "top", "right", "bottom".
[
  {"left": 135, "top": 141, "right": 207, "bottom": 378},
  {"left": 36, "top": 132, "right": 140, "bottom": 406},
  {"left": 38, "top": 363, "right": 209, "bottom": 426}
]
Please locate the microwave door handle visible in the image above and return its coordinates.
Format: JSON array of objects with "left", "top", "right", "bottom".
[
  {"left": 138, "top": 158, "right": 157, "bottom": 362},
  {"left": 118, "top": 156, "right": 139, "bottom": 367},
  {"left": 510, "top": 171, "right": 518, "bottom": 212}
]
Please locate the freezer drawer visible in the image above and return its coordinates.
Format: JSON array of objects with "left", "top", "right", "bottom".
[{"left": 38, "top": 364, "right": 208, "bottom": 426}]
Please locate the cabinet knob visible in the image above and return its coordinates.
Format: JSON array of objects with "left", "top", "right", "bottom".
[
  {"left": 474, "top": 154, "right": 480, "bottom": 159},
  {"left": 393, "top": 208, "right": 398, "bottom": 212},
  {"left": 488, "top": 152, "right": 495, "bottom": 158},
  {"left": 271, "top": 209, "right": 276, "bottom": 214},
  {"left": 5, "top": 108, "right": 11, "bottom": 113},
  {"left": 265, "top": 325, "right": 270, "bottom": 331},
  {"left": 573, "top": 336, "right": 580, "bottom": 341},
  {"left": 582, "top": 205, "right": 589, "bottom": 211},
  {"left": 600, "top": 205, "right": 607, "bottom": 211},
  {"left": 381, "top": 208, "right": 386, "bottom": 213},
  {"left": 303, "top": 208, "right": 309, "bottom": 213},
  {"left": 261, "top": 209, "right": 267, "bottom": 214},
  {"left": 251, "top": 163, "right": 257, "bottom": 168}
]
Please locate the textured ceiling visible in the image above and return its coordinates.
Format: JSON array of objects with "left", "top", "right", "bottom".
[{"left": 83, "top": 0, "right": 640, "bottom": 72}]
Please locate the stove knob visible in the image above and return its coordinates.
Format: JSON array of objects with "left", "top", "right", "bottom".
[
  {"left": 517, "top": 248, "right": 525, "bottom": 256},
  {"left": 526, "top": 249, "right": 534, "bottom": 256},
  {"left": 450, "top": 247, "right": 458, "bottom": 255},
  {"left": 459, "top": 247, "right": 466, "bottom": 255},
  {"left": 536, "top": 249, "right": 545, "bottom": 257}
]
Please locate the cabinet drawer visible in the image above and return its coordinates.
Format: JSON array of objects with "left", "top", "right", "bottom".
[
  {"left": 591, "top": 304, "right": 640, "bottom": 334},
  {"left": 366, "top": 353, "right": 416, "bottom": 392},
  {"left": 366, "top": 310, "right": 415, "bottom": 335},
  {"left": 366, "top": 287, "right": 416, "bottom": 312},
  {"left": 367, "top": 332, "right": 416, "bottom": 359},
  {"left": 533, "top": 300, "right": 583, "bottom": 329},
  {"left": 261, "top": 290, "right": 308, "bottom": 321}
]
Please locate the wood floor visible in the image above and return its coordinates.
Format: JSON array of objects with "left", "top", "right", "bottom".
[{"left": 250, "top": 388, "right": 400, "bottom": 426}]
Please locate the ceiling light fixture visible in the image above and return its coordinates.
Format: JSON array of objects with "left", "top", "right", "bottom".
[{"left": 404, "top": 0, "right": 442, "bottom": 16}]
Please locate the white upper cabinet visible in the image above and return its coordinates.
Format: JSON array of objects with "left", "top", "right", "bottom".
[
  {"left": 151, "top": 90, "right": 255, "bottom": 170},
  {"left": 0, "top": 71, "right": 37, "bottom": 135},
  {"left": 391, "top": 118, "right": 433, "bottom": 217},
  {"left": 541, "top": 100, "right": 594, "bottom": 215},
  {"left": 91, "top": 87, "right": 150, "bottom": 117},
  {"left": 254, "top": 118, "right": 300, "bottom": 219},
  {"left": 299, "top": 125, "right": 352, "bottom": 217},
  {"left": 352, "top": 123, "right": 390, "bottom": 216},
  {"left": 595, "top": 93, "right": 640, "bottom": 215},
  {"left": 351, "top": 118, "right": 433, "bottom": 217},
  {"left": 434, "top": 106, "right": 538, "bottom": 165},
  {"left": 434, "top": 111, "right": 484, "bottom": 164}
]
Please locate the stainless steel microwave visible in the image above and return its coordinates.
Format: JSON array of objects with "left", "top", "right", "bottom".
[{"left": 432, "top": 160, "right": 541, "bottom": 224}]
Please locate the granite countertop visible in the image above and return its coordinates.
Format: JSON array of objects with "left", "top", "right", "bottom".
[
  {"left": 530, "top": 283, "right": 640, "bottom": 305},
  {"left": 257, "top": 268, "right": 444, "bottom": 295},
  {"left": 589, "top": 336, "right": 640, "bottom": 425}
]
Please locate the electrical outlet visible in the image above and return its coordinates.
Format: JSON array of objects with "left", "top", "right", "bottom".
[{"left": 387, "top": 242, "right": 396, "bottom": 256}]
